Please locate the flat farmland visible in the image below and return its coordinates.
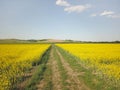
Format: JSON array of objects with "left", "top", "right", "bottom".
[{"left": 0, "top": 44, "right": 120, "bottom": 90}]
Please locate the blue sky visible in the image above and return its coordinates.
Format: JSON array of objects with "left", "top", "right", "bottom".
[{"left": 0, "top": 0, "right": 120, "bottom": 41}]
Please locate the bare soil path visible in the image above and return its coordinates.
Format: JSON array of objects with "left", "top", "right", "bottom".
[
  {"left": 37, "top": 46, "right": 62, "bottom": 90},
  {"left": 55, "top": 47, "right": 90, "bottom": 90},
  {"left": 51, "top": 46, "right": 62, "bottom": 90},
  {"left": 37, "top": 45, "right": 90, "bottom": 90}
]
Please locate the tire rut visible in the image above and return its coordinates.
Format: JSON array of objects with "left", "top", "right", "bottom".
[
  {"left": 51, "top": 47, "right": 62, "bottom": 90},
  {"left": 56, "top": 48, "right": 90, "bottom": 90},
  {"left": 37, "top": 47, "right": 62, "bottom": 90}
]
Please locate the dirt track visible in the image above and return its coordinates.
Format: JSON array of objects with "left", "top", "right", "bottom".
[
  {"left": 37, "top": 46, "right": 90, "bottom": 90},
  {"left": 51, "top": 47, "right": 62, "bottom": 90},
  {"left": 56, "top": 48, "right": 89, "bottom": 90}
]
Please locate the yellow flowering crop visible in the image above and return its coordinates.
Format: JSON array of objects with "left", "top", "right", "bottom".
[
  {"left": 0, "top": 44, "right": 50, "bottom": 90},
  {"left": 57, "top": 44, "right": 120, "bottom": 81}
]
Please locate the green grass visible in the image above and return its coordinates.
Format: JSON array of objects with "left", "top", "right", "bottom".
[
  {"left": 42, "top": 54, "right": 53, "bottom": 90},
  {"left": 42, "top": 67, "right": 53, "bottom": 90}
]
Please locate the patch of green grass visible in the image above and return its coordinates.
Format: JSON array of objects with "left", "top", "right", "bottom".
[
  {"left": 25, "top": 64, "right": 46, "bottom": 90},
  {"left": 42, "top": 57, "right": 53, "bottom": 90}
]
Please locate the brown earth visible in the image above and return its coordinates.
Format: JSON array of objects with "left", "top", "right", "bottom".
[{"left": 51, "top": 47, "right": 62, "bottom": 90}]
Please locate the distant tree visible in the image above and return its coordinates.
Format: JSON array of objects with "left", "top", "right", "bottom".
[
  {"left": 114, "top": 40, "right": 120, "bottom": 43},
  {"left": 28, "top": 39, "right": 37, "bottom": 42}
]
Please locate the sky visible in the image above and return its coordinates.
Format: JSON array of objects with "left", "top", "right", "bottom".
[{"left": 0, "top": 0, "right": 120, "bottom": 41}]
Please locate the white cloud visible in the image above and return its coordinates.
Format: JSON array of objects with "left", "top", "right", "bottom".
[
  {"left": 107, "top": 14, "right": 120, "bottom": 19},
  {"left": 91, "top": 10, "right": 120, "bottom": 18},
  {"left": 91, "top": 13, "right": 97, "bottom": 17},
  {"left": 97, "top": 10, "right": 120, "bottom": 19},
  {"left": 56, "top": 0, "right": 70, "bottom": 7},
  {"left": 55, "top": 0, "right": 91, "bottom": 14},
  {"left": 64, "top": 4, "right": 91, "bottom": 13},
  {"left": 100, "top": 10, "right": 114, "bottom": 16}
]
